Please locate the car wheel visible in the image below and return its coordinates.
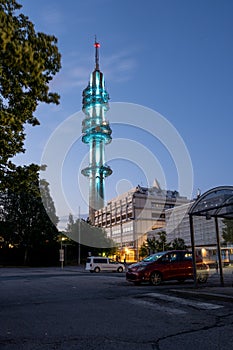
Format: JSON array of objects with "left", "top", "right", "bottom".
[
  {"left": 94, "top": 267, "right": 100, "bottom": 273},
  {"left": 197, "top": 274, "right": 208, "bottom": 283},
  {"left": 150, "top": 271, "right": 162, "bottom": 286},
  {"left": 117, "top": 267, "right": 123, "bottom": 273}
]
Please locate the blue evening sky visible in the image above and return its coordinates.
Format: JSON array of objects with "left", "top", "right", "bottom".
[{"left": 16, "top": 0, "right": 233, "bottom": 219}]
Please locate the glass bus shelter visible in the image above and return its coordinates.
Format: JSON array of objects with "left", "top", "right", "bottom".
[{"left": 189, "top": 186, "right": 233, "bottom": 287}]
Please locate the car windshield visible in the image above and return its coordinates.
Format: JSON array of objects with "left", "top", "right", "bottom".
[{"left": 143, "top": 252, "right": 165, "bottom": 262}]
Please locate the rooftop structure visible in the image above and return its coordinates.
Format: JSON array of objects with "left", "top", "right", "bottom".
[{"left": 81, "top": 39, "right": 112, "bottom": 223}]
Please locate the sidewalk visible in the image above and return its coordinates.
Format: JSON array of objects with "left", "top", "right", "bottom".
[
  {"left": 169, "top": 287, "right": 233, "bottom": 303},
  {"left": 0, "top": 265, "right": 86, "bottom": 277},
  {"left": 169, "top": 266, "right": 233, "bottom": 302}
]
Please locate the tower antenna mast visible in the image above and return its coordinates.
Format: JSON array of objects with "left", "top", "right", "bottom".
[{"left": 94, "top": 35, "right": 100, "bottom": 70}]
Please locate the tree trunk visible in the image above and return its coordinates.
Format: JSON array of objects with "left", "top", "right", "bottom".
[{"left": 24, "top": 247, "right": 28, "bottom": 265}]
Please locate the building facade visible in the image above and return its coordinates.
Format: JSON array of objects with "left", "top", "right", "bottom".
[
  {"left": 165, "top": 202, "right": 232, "bottom": 264},
  {"left": 94, "top": 184, "right": 189, "bottom": 261}
]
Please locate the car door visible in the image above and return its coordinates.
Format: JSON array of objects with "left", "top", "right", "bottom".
[
  {"left": 182, "top": 252, "right": 193, "bottom": 277},
  {"left": 102, "top": 258, "right": 110, "bottom": 271},
  {"left": 108, "top": 259, "right": 118, "bottom": 271},
  {"left": 157, "top": 253, "right": 173, "bottom": 279},
  {"left": 167, "top": 252, "right": 185, "bottom": 280}
]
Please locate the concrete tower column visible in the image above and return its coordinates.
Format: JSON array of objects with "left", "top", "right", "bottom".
[{"left": 81, "top": 39, "right": 112, "bottom": 224}]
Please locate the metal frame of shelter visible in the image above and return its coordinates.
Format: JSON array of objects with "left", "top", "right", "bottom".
[{"left": 189, "top": 186, "right": 233, "bottom": 287}]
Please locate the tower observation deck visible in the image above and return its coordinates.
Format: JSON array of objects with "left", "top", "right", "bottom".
[{"left": 81, "top": 39, "right": 112, "bottom": 223}]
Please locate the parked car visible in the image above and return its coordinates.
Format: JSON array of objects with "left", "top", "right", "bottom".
[
  {"left": 85, "top": 256, "right": 125, "bottom": 273},
  {"left": 126, "top": 250, "right": 209, "bottom": 285}
]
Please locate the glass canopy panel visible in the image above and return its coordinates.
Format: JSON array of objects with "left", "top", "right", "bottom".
[
  {"left": 215, "top": 196, "right": 233, "bottom": 218},
  {"left": 189, "top": 186, "right": 233, "bottom": 219}
]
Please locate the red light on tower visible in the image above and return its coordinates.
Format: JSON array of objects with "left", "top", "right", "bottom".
[{"left": 94, "top": 37, "right": 100, "bottom": 70}]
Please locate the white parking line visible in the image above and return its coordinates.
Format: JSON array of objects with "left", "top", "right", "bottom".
[
  {"left": 141, "top": 293, "right": 223, "bottom": 310},
  {"left": 129, "top": 299, "right": 187, "bottom": 315}
]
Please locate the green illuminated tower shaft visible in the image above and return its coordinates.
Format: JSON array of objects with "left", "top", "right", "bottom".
[{"left": 81, "top": 40, "right": 112, "bottom": 223}]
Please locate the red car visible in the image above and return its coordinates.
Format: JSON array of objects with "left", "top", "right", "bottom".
[{"left": 126, "top": 250, "right": 209, "bottom": 285}]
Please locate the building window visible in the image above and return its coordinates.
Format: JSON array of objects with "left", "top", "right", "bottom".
[{"left": 152, "top": 202, "right": 164, "bottom": 209}]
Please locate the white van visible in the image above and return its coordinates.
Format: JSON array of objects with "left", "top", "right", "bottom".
[{"left": 85, "top": 256, "right": 125, "bottom": 273}]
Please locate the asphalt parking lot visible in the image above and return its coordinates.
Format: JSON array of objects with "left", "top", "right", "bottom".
[{"left": 0, "top": 265, "right": 233, "bottom": 349}]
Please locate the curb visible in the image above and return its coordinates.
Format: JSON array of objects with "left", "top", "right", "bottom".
[{"left": 168, "top": 289, "right": 233, "bottom": 303}]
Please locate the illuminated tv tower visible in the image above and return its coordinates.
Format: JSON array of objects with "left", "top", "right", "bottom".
[{"left": 81, "top": 39, "right": 112, "bottom": 224}]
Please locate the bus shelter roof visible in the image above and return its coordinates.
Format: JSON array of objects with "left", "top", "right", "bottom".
[{"left": 189, "top": 186, "right": 233, "bottom": 219}]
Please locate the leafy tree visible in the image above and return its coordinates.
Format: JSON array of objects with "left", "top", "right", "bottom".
[
  {"left": 65, "top": 215, "right": 117, "bottom": 260},
  {"left": 150, "top": 230, "right": 171, "bottom": 252},
  {"left": 0, "top": 0, "right": 61, "bottom": 184},
  {"left": 146, "top": 238, "right": 158, "bottom": 254},
  {"left": 66, "top": 213, "right": 75, "bottom": 233},
  {"left": 0, "top": 165, "right": 59, "bottom": 264},
  {"left": 222, "top": 219, "right": 233, "bottom": 244},
  {"left": 139, "top": 242, "right": 149, "bottom": 258},
  {"left": 171, "top": 237, "right": 187, "bottom": 250},
  {"left": 40, "top": 177, "right": 59, "bottom": 227},
  {"left": 139, "top": 231, "right": 172, "bottom": 258},
  {"left": 139, "top": 232, "right": 187, "bottom": 259}
]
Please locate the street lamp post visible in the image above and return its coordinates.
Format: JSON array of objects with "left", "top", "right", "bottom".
[{"left": 60, "top": 238, "right": 65, "bottom": 269}]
